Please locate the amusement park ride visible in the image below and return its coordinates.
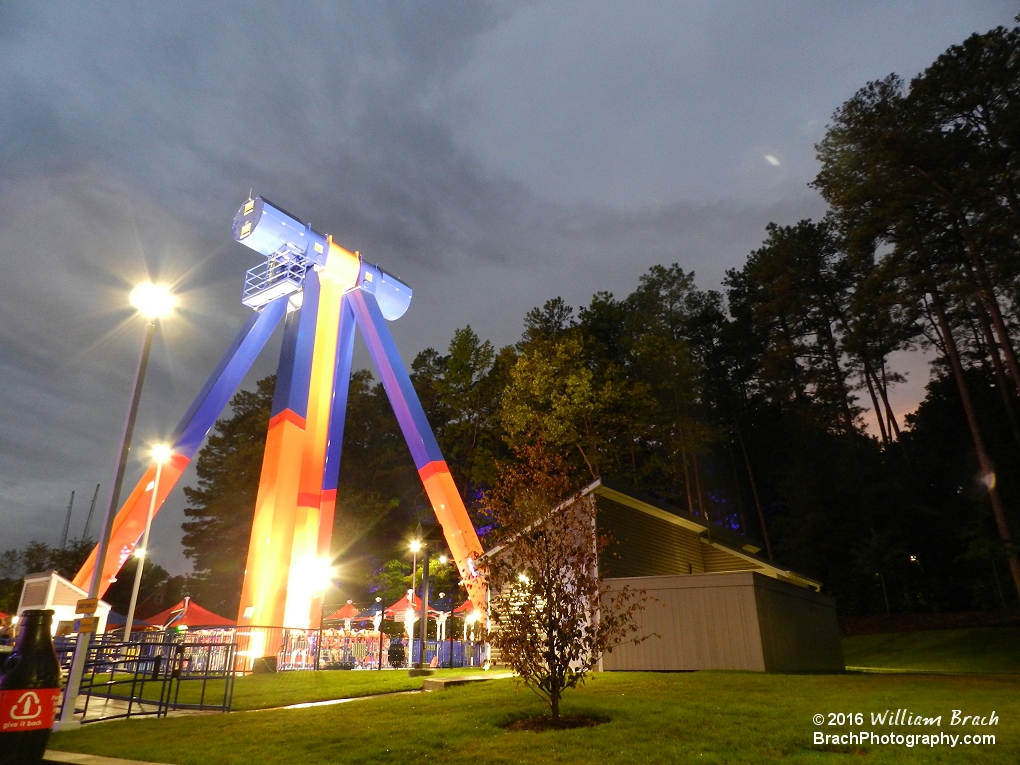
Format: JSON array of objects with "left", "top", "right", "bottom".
[{"left": 73, "top": 197, "right": 486, "bottom": 629}]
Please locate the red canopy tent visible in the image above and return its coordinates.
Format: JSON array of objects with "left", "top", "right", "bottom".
[
  {"left": 147, "top": 599, "right": 235, "bottom": 628},
  {"left": 324, "top": 601, "right": 360, "bottom": 621},
  {"left": 384, "top": 592, "right": 442, "bottom": 619},
  {"left": 453, "top": 600, "right": 480, "bottom": 616}
]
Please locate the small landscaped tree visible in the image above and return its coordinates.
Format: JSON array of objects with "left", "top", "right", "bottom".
[{"left": 485, "top": 445, "right": 650, "bottom": 725}]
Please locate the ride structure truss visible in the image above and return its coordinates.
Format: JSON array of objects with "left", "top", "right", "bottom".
[{"left": 74, "top": 196, "right": 486, "bottom": 629}]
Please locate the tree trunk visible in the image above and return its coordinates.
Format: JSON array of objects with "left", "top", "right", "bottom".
[
  {"left": 861, "top": 362, "right": 889, "bottom": 445},
  {"left": 927, "top": 278, "right": 1020, "bottom": 602},
  {"left": 957, "top": 222, "right": 1020, "bottom": 397},
  {"left": 728, "top": 440, "right": 750, "bottom": 535},
  {"left": 878, "top": 363, "right": 902, "bottom": 441},
  {"left": 971, "top": 297, "right": 1020, "bottom": 455},
  {"left": 735, "top": 421, "right": 774, "bottom": 561},
  {"left": 677, "top": 419, "right": 696, "bottom": 517},
  {"left": 820, "top": 319, "right": 855, "bottom": 434}
]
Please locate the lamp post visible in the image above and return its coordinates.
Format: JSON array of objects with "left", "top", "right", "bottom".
[
  {"left": 57, "top": 282, "right": 176, "bottom": 730},
  {"left": 122, "top": 443, "right": 173, "bottom": 640},
  {"left": 374, "top": 597, "right": 384, "bottom": 670},
  {"left": 409, "top": 538, "right": 421, "bottom": 597},
  {"left": 415, "top": 541, "right": 430, "bottom": 669}
]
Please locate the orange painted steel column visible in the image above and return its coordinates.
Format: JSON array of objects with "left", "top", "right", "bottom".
[
  {"left": 418, "top": 460, "right": 487, "bottom": 614},
  {"left": 72, "top": 453, "right": 188, "bottom": 596},
  {"left": 236, "top": 274, "right": 321, "bottom": 629},
  {"left": 236, "top": 409, "right": 307, "bottom": 628},
  {"left": 286, "top": 244, "right": 353, "bottom": 628}
]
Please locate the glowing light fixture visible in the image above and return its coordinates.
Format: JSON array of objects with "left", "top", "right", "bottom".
[
  {"left": 130, "top": 282, "right": 177, "bottom": 319},
  {"left": 122, "top": 441, "right": 172, "bottom": 640},
  {"left": 151, "top": 443, "right": 174, "bottom": 464}
]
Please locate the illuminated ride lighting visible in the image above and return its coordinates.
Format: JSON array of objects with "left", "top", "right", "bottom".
[
  {"left": 72, "top": 195, "right": 488, "bottom": 636},
  {"left": 129, "top": 282, "right": 177, "bottom": 319}
]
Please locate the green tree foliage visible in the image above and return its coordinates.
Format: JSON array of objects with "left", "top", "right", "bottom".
[
  {"left": 486, "top": 448, "right": 649, "bottom": 720},
  {"left": 813, "top": 25, "right": 1020, "bottom": 600},
  {"left": 0, "top": 538, "right": 95, "bottom": 613}
]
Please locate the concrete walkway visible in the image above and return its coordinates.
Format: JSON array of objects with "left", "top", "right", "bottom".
[{"left": 45, "top": 752, "right": 175, "bottom": 765}]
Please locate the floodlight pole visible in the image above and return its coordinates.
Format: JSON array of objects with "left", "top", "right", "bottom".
[
  {"left": 376, "top": 597, "right": 384, "bottom": 670},
  {"left": 123, "top": 452, "right": 165, "bottom": 640},
  {"left": 416, "top": 543, "right": 430, "bottom": 669},
  {"left": 58, "top": 316, "right": 157, "bottom": 729}
]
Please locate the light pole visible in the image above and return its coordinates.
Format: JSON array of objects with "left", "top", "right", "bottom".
[
  {"left": 58, "top": 282, "right": 176, "bottom": 730},
  {"left": 415, "top": 541, "right": 430, "bottom": 670},
  {"left": 122, "top": 443, "right": 173, "bottom": 640},
  {"left": 374, "top": 597, "right": 384, "bottom": 670},
  {"left": 409, "top": 538, "right": 421, "bottom": 597}
]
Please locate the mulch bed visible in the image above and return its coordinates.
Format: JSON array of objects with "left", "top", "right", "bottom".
[
  {"left": 502, "top": 714, "right": 607, "bottom": 732},
  {"left": 840, "top": 610, "right": 1020, "bottom": 636}
]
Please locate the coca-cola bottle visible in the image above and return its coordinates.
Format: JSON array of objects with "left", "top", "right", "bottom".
[{"left": 0, "top": 609, "right": 62, "bottom": 765}]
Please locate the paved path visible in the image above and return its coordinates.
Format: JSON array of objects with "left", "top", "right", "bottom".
[{"left": 45, "top": 752, "right": 175, "bottom": 765}]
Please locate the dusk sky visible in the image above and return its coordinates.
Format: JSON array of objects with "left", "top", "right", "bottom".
[{"left": 0, "top": 1, "right": 1014, "bottom": 576}]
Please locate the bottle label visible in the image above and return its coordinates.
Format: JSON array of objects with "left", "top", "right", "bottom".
[{"left": 0, "top": 688, "right": 62, "bottom": 731}]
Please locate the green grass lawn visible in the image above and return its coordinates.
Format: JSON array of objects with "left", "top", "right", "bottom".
[
  {"left": 51, "top": 671, "right": 1019, "bottom": 764},
  {"left": 842, "top": 627, "right": 1020, "bottom": 674},
  {"left": 91, "top": 666, "right": 487, "bottom": 711}
]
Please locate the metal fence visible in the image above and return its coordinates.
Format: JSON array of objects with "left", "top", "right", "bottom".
[
  {"left": 153, "top": 626, "right": 489, "bottom": 672},
  {"left": 55, "top": 633, "right": 236, "bottom": 724}
]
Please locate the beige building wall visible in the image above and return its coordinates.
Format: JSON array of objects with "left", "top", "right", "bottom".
[{"left": 602, "top": 571, "right": 843, "bottom": 672}]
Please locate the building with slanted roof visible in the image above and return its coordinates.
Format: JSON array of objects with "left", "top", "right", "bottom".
[
  {"left": 487, "top": 479, "right": 843, "bottom": 673},
  {"left": 592, "top": 479, "right": 821, "bottom": 591},
  {"left": 584, "top": 479, "right": 843, "bottom": 672}
]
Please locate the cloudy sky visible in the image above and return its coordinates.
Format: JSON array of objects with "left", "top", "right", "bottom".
[{"left": 0, "top": 1, "right": 1013, "bottom": 575}]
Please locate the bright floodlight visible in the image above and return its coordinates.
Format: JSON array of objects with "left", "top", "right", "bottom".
[
  {"left": 151, "top": 444, "right": 174, "bottom": 463},
  {"left": 130, "top": 282, "right": 177, "bottom": 319},
  {"left": 409, "top": 539, "right": 422, "bottom": 553},
  {"left": 309, "top": 556, "right": 336, "bottom": 592}
]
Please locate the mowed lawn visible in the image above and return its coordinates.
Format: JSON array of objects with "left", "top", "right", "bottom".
[
  {"left": 50, "top": 671, "right": 1019, "bottom": 764},
  {"left": 126, "top": 666, "right": 484, "bottom": 711},
  {"left": 842, "top": 627, "right": 1020, "bottom": 674}
]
